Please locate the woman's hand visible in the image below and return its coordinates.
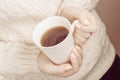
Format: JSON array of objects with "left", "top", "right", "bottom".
[
  {"left": 37, "top": 5, "right": 97, "bottom": 78},
  {"left": 60, "top": 5, "right": 97, "bottom": 46},
  {"left": 37, "top": 45, "right": 82, "bottom": 77}
]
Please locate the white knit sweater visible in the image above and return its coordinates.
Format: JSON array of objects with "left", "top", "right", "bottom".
[{"left": 0, "top": 0, "right": 115, "bottom": 80}]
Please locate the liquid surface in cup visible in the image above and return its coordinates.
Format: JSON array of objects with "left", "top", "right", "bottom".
[{"left": 41, "top": 26, "right": 69, "bottom": 47}]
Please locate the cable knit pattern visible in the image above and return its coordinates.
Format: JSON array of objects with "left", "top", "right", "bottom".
[{"left": 0, "top": 0, "right": 115, "bottom": 80}]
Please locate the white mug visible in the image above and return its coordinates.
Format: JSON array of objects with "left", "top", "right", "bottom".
[{"left": 33, "top": 16, "right": 78, "bottom": 64}]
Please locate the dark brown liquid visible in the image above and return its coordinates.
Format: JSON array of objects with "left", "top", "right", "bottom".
[{"left": 41, "top": 26, "right": 69, "bottom": 47}]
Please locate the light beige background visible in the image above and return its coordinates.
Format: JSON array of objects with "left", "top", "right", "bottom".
[{"left": 96, "top": 0, "right": 120, "bottom": 55}]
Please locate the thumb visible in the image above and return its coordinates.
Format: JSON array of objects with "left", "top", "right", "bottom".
[{"left": 47, "top": 64, "right": 72, "bottom": 74}]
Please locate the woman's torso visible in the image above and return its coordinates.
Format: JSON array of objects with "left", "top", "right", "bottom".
[{"left": 0, "top": 0, "right": 99, "bottom": 80}]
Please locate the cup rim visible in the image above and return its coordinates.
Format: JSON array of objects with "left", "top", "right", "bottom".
[{"left": 32, "top": 16, "right": 73, "bottom": 48}]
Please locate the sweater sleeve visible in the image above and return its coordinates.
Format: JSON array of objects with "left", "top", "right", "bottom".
[
  {"left": 62, "top": 0, "right": 99, "bottom": 10},
  {"left": 58, "top": 0, "right": 99, "bottom": 15}
]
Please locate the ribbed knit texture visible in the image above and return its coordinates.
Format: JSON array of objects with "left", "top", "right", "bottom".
[{"left": 0, "top": 0, "right": 115, "bottom": 80}]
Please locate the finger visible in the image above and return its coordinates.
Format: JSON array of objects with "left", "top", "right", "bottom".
[
  {"left": 81, "top": 25, "right": 97, "bottom": 33},
  {"left": 87, "top": 13, "right": 97, "bottom": 32},
  {"left": 75, "top": 26, "right": 91, "bottom": 38},
  {"left": 74, "top": 24, "right": 87, "bottom": 43},
  {"left": 46, "top": 64, "right": 72, "bottom": 75},
  {"left": 75, "top": 45, "right": 82, "bottom": 58},
  {"left": 74, "top": 32, "right": 87, "bottom": 42},
  {"left": 76, "top": 45, "right": 83, "bottom": 60},
  {"left": 78, "top": 23, "right": 96, "bottom": 33},
  {"left": 78, "top": 12, "right": 91, "bottom": 26},
  {"left": 87, "top": 13, "right": 96, "bottom": 25},
  {"left": 37, "top": 52, "right": 72, "bottom": 75},
  {"left": 78, "top": 9, "right": 95, "bottom": 26},
  {"left": 73, "top": 23, "right": 90, "bottom": 46},
  {"left": 78, "top": 13, "right": 97, "bottom": 33},
  {"left": 70, "top": 53, "right": 80, "bottom": 73},
  {"left": 74, "top": 32, "right": 87, "bottom": 44},
  {"left": 37, "top": 52, "right": 53, "bottom": 73},
  {"left": 37, "top": 52, "right": 51, "bottom": 69},
  {"left": 75, "top": 21, "right": 94, "bottom": 33},
  {"left": 58, "top": 53, "right": 80, "bottom": 77},
  {"left": 72, "top": 45, "right": 82, "bottom": 65},
  {"left": 74, "top": 37, "right": 83, "bottom": 46}
]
